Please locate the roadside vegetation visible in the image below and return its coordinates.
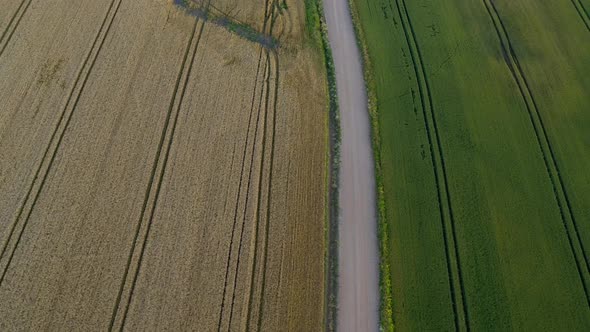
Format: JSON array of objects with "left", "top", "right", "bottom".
[
  {"left": 303, "top": 1, "right": 340, "bottom": 330},
  {"left": 350, "top": 0, "right": 590, "bottom": 330},
  {"left": 347, "top": 2, "right": 394, "bottom": 331}
]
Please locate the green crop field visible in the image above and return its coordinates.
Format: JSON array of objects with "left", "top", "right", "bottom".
[{"left": 350, "top": 0, "right": 590, "bottom": 330}]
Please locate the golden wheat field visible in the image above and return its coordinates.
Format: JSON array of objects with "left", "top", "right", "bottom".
[{"left": 0, "top": 0, "right": 327, "bottom": 330}]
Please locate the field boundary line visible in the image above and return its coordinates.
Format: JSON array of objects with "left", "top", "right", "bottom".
[
  {"left": 0, "top": 0, "right": 125, "bottom": 286},
  {"left": 483, "top": 0, "right": 590, "bottom": 306},
  {"left": 109, "top": 18, "right": 206, "bottom": 332},
  {"left": 393, "top": 0, "right": 470, "bottom": 329},
  {"left": 0, "top": 0, "right": 32, "bottom": 59}
]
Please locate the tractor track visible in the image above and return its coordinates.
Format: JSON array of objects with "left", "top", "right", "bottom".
[
  {"left": 217, "top": 0, "right": 276, "bottom": 330},
  {"left": 0, "top": 0, "right": 32, "bottom": 58},
  {"left": 244, "top": 2, "right": 281, "bottom": 329},
  {"left": 254, "top": 2, "right": 281, "bottom": 328},
  {"left": 255, "top": 49, "right": 280, "bottom": 330},
  {"left": 483, "top": 0, "right": 590, "bottom": 306},
  {"left": 0, "top": 0, "right": 125, "bottom": 286},
  {"left": 110, "top": 17, "right": 206, "bottom": 331},
  {"left": 393, "top": 0, "right": 469, "bottom": 329},
  {"left": 245, "top": 52, "right": 273, "bottom": 332},
  {"left": 232, "top": 57, "right": 269, "bottom": 332},
  {"left": 569, "top": 0, "right": 590, "bottom": 31},
  {"left": 217, "top": 39, "right": 265, "bottom": 332},
  {"left": 227, "top": 57, "right": 267, "bottom": 331}
]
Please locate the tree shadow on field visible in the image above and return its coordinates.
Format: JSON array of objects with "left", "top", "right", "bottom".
[{"left": 174, "top": 0, "right": 278, "bottom": 49}]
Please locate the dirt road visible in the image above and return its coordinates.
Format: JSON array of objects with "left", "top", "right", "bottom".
[{"left": 323, "top": 0, "right": 379, "bottom": 330}]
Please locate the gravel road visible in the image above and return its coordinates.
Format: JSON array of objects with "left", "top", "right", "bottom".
[{"left": 323, "top": 0, "right": 380, "bottom": 331}]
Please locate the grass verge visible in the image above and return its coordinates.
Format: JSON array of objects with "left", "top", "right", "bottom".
[
  {"left": 347, "top": 1, "right": 394, "bottom": 331},
  {"left": 304, "top": 0, "right": 340, "bottom": 331}
]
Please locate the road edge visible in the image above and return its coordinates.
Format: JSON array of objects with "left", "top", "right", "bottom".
[{"left": 347, "top": 1, "right": 394, "bottom": 330}]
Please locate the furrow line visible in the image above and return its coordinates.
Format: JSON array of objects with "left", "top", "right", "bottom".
[
  {"left": 217, "top": 44, "right": 265, "bottom": 332},
  {"left": 393, "top": 0, "right": 469, "bottom": 329},
  {"left": 0, "top": 0, "right": 125, "bottom": 286},
  {"left": 111, "top": 19, "right": 207, "bottom": 331},
  {"left": 483, "top": 0, "right": 590, "bottom": 305},
  {"left": 0, "top": 0, "right": 32, "bottom": 59}
]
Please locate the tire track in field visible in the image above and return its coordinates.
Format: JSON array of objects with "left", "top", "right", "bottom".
[
  {"left": 109, "top": 18, "right": 206, "bottom": 332},
  {"left": 244, "top": 51, "right": 273, "bottom": 332},
  {"left": 217, "top": 0, "right": 273, "bottom": 328},
  {"left": 0, "top": 0, "right": 32, "bottom": 58},
  {"left": 255, "top": 8, "right": 282, "bottom": 329},
  {"left": 218, "top": 0, "right": 277, "bottom": 330},
  {"left": 392, "top": 0, "right": 469, "bottom": 330},
  {"left": 231, "top": 56, "right": 269, "bottom": 332},
  {"left": 255, "top": 49, "right": 280, "bottom": 331},
  {"left": 227, "top": 54, "right": 269, "bottom": 331},
  {"left": 244, "top": 2, "right": 281, "bottom": 329},
  {"left": 0, "top": 0, "right": 125, "bottom": 286},
  {"left": 216, "top": 43, "right": 265, "bottom": 332},
  {"left": 569, "top": 0, "right": 590, "bottom": 31},
  {"left": 483, "top": 0, "right": 590, "bottom": 306}
]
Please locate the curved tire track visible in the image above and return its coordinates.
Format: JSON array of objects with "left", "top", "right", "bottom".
[
  {"left": 483, "top": 0, "right": 590, "bottom": 306},
  {"left": 392, "top": 0, "right": 469, "bottom": 329}
]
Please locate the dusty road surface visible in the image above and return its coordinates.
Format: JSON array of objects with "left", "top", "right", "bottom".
[{"left": 323, "top": 0, "right": 380, "bottom": 331}]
